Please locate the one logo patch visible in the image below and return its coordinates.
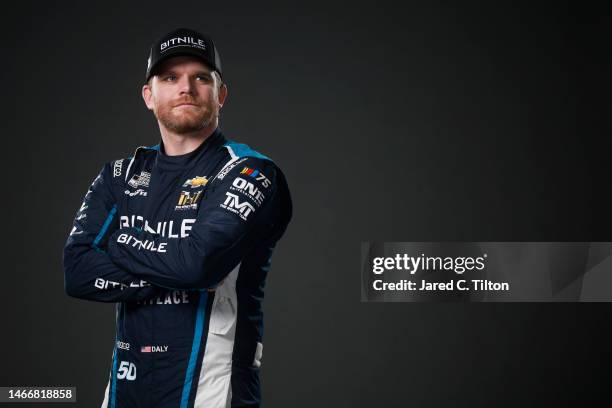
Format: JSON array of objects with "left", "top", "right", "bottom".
[{"left": 230, "top": 177, "right": 265, "bottom": 207}]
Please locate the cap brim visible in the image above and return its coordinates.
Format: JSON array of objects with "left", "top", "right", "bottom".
[{"left": 147, "top": 48, "right": 217, "bottom": 81}]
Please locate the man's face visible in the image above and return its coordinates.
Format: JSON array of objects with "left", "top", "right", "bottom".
[{"left": 142, "top": 56, "right": 227, "bottom": 134}]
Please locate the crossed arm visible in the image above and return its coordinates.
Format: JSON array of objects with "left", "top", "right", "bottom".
[
  {"left": 63, "top": 163, "right": 163, "bottom": 302},
  {"left": 63, "top": 157, "right": 282, "bottom": 301}
]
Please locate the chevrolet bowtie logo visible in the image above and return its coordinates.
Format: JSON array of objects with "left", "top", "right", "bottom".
[{"left": 182, "top": 176, "right": 208, "bottom": 188}]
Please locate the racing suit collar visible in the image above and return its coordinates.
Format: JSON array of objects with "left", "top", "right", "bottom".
[{"left": 155, "top": 128, "right": 225, "bottom": 172}]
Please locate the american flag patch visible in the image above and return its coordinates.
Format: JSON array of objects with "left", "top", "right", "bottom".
[{"left": 141, "top": 346, "right": 152, "bottom": 353}]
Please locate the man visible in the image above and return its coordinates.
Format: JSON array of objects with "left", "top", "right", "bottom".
[{"left": 63, "top": 27, "right": 292, "bottom": 408}]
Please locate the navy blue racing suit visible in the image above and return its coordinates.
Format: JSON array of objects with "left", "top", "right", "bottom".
[{"left": 63, "top": 129, "right": 292, "bottom": 407}]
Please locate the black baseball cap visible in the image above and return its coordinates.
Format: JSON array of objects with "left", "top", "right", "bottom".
[{"left": 145, "top": 27, "right": 222, "bottom": 82}]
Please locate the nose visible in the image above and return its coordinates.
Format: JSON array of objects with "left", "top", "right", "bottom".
[{"left": 177, "top": 74, "right": 196, "bottom": 95}]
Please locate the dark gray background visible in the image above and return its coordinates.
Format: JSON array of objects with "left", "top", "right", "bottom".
[{"left": 1, "top": 1, "right": 611, "bottom": 407}]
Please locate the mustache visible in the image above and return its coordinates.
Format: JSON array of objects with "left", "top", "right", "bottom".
[{"left": 173, "top": 99, "right": 200, "bottom": 107}]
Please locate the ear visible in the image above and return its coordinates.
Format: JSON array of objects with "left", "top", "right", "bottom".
[
  {"left": 142, "top": 83, "right": 154, "bottom": 111},
  {"left": 218, "top": 83, "right": 228, "bottom": 108}
]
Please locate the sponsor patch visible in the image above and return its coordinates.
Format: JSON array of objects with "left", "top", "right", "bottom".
[
  {"left": 240, "top": 166, "right": 271, "bottom": 188},
  {"left": 182, "top": 176, "right": 208, "bottom": 188},
  {"left": 220, "top": 192, "right": 256, "bottom": 221},
  {"left": 113, "top": 159, "right": 124, "bottom": 177},
  {"left": 124, "top": 189, "right": 147, "bottom": 197},
  {"left": 119, "top": 215, "right": 194, "bottom": 238},
  {"left": 160, "top": 36, "right": 206, "bottom": 52},
  {"left": 128, "top": 171, "right": 151, "bottom": 188},
  {"left": 116, "top": 233, "right": 167, "bottom": 253},
  {"left": 217, "top": 157, "right": 248, "bottom": 180},
  {"left": 175, "top": 190, "right": 203, "bottom": 210},
  {"left": 94, "top": 278, "right": 151, "bottom": 290},
  {"left": 230, "top": 177, "right": 265, "bottom": 207},
  {"left": 137, "top": 290, "right": 190, "bottom": 305}
]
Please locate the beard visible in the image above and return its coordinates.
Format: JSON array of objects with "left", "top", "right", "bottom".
[{"left": 154, "top": 99, "right": 219, "bottom": 134}]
